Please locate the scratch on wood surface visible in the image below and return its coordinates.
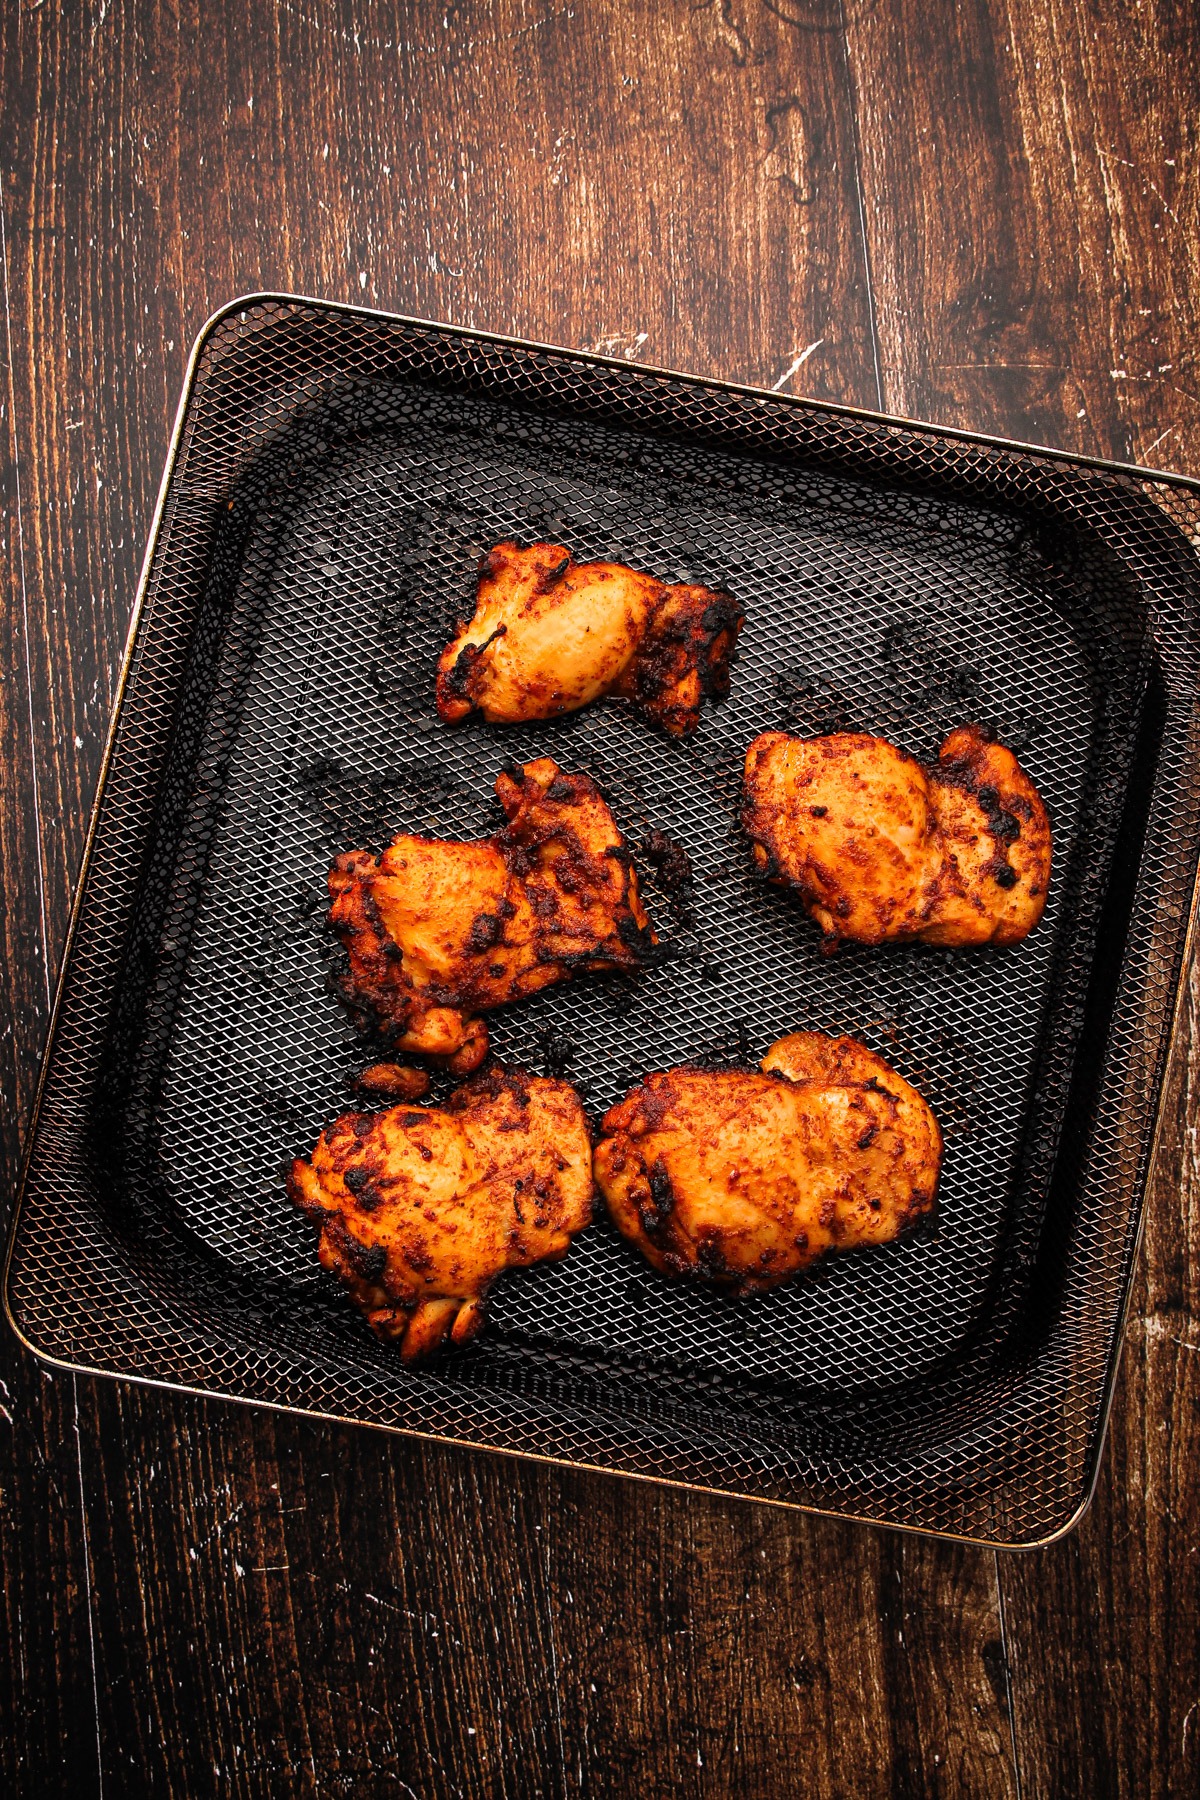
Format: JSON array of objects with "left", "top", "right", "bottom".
[
  {"left": 771, "top": 337, "right": 825, "bottom": 388},
  {"left": 585, "top": 328, "right": 649, "bottom": 359},
  {"left": 1098, "top": 148, "right": 1181, "bottom": 224},
  {"left": 1141, "top": 425, "right": 1178, "bottom": 459},
  {"left": 504, "top": 3, "right": 577, "bottom": 43},
  {"left": 1136, "top": 1316, "right": 1200, "bottom": 1353}
]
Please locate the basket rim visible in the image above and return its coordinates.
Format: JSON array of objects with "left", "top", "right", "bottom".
[{"left": 8, "top": 290, "right": 1200, "bottom": 1547}]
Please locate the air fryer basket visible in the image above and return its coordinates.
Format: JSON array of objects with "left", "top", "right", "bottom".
[{"left": 8, "top": 296, "right": 1200, "bottom": 1545}]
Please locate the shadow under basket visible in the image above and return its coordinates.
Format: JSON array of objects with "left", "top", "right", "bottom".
[{"left": 9, "top": 294, "right": 1200, "bottom": 1546}]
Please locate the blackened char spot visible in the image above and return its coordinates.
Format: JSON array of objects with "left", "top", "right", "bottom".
[
  {"left": 638, "top": 828, "right": 695, "bottom": 929},
  {"left": 616, "top": 914, "right": 656, "bottom": 958},
  {"left": 537, "top": 553, "right": 571, "bottom": 590},
  {"left": 347, "top": 1239, "right": 387, "bottom": 1283},
  {"left": 696, "top": 1234, "right": 735, "bottom": 1280},
  {"left": 975, "top": 786, "right": 1023, "bottom": 848},
  {"left": 642, "top": 1156, "right": 676, "bottom": 1234},
  {"left": 649, "top": 1158, "right": 674, "bottom": 1208},
  {"left": 538, "top": 1025, "right": 575, "bottom": 1076},
  {"left": 466, "top": 912, "right": 502, "bottom": 952},
  {"left": 442, "top": 624, "right": 507, "bottom": 703},
  {"left": 701, "top": 594, "right": 741, "bottom": 640},
  {"left": 638, "top": 828, "right": 691, "bottom": 893},
  {"left": 937, "top": 743, "right": 1027, "bottom": 875},
  {"left": 697, "top": 592, "right": 744, "bottom": 698}
]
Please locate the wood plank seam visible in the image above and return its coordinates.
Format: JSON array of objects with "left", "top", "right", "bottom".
[
  {"left": 835, "top": 0, "right": 885, "bottom": 410},
  {"left": 70, "top": 1386, "right": 105, "bottom": 1799},
  {"left": 995, "top": 1549, "right": 1025, "bottom": 1800}
]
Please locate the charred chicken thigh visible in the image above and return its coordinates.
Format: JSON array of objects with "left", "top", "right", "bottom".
[
  {"left": 436, "top": 541, "right": 743, "bottom": 737},
  {"left": 742, "top": 725, "right": 1051, "bottom": 948},
  {"left": 328, "top": 757, "right": 655, "bottom": 1071},
  {"left": 594, "top": 1032, "right": 941, "bottom": 1293},
  {"left": 289, "top": 1066, "right": 594, "bottom": 1359}
]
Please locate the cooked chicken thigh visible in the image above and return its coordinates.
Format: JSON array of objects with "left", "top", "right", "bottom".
[
  {"left": 436, "top": 541, "right": 743, "bottom": 737},
  {"left": 289, "top": 1066, "right": 594, "bottom": 1359},
  {"left": 594, "top": 1032, "right": 941, "bottom": 1293},
  {"left": 742, "top": 725, "right": 1051, "bottom": 947},
  {"left": 328, "top": 757, "right": 655, "bottom": 1071}
]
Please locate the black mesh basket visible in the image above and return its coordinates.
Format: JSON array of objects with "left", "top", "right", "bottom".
[{"left": 8, "top": 294, "right": 1200, "bottom": 1546}]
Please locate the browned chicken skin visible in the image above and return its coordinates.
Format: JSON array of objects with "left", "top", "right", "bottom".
[
  {"left": 436, "top": 541, "right": 743, "bottom": 737},
  {"left": 351, "top": 1063, "right": 431, "bottom": 1102},
  {"left": 328, "top": 757, "right": 655, "bottom": 1070},
  {"left": 288, "top": 1066, "right": 594, "bottom": 1360},
  {"left": 594, "top": 1033, "right": 942, "bottom": 1294},
  {"left": 742, "top": 726, "right": 1052, "bottom": 948}
]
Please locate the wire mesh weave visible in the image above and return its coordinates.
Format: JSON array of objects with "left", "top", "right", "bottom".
[{"left": 8, "top": 296, "right": 1200, "bottom": 1544}]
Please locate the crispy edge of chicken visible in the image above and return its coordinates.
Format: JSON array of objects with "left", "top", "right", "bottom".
[
  {"left": 327, "top": 756, "right": 656, "bottom": 1070},
  {"left": 741, "top": 725, "right": 1052, "bottom": 948},
  {"left": 593, "top": 1032, "right": 942, "bottom": 1294},
  {"left": 288, "top": 1065, "right": 595, "bottom": 1360},
  {"left": 435, "top": 540, "right": 743, "bottom": 738}
]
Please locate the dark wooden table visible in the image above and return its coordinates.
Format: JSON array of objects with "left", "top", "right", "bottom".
[{"left": 2, "top": 4, "right": 1197, "bottom": 1794}]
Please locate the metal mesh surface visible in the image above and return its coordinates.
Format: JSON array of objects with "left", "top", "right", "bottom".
[{"left": 9, "top": 296, "right": 1200, "bottom": 1544}]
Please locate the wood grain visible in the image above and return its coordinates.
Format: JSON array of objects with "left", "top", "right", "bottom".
[
  {"left": 75, "top": 1392, "right": 1018, "bottom": 1798},
  {"left": 843, "top": 2, "right": 1200, "bottom": 1793},
  {"left": 0, "top": 3, "right": 1013, "bottom": 1795},
  {"left": 0, "top": 1351, "right": 101, "bottom": 1791},
  {"left": 0, "top": 153, "right": 101, "bottom": 1793},
  {"left": 993, "top": 965, "right": 1200, "bottom": 1800},
  {"left": 843, "top": 0, "right": 1200, "bottom": 472},
  {"left": 0, "top": 0, "right": 1196, "bottom": 1793}
]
